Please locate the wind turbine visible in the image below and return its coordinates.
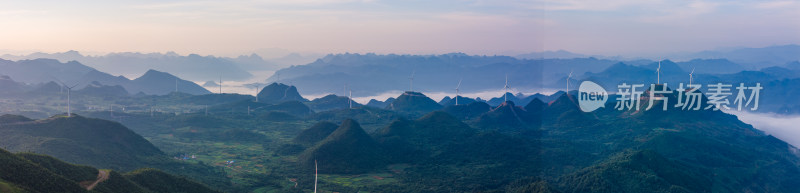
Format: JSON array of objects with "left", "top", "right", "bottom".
[
  {"left": 656, "top": 60, "right": 662, "bottom": 84},
  {"left": 219, "top": 74, "right": 223, "bottom": 94},
  {"left": 408, "top": 70, "right": 415, "bottom": 92},
  {"left": 282, "top": 84, "right": 292, "bottom": 100},
  {"left": 503, "top": 75, "right": 510, "bottom": 102},
  {"left": 314, "top": 160, "right": 318, "bottom": 193},
  {"left": 252, "top": 84, "right": 261, "bottom": 102},
  {"left": 689, "top": 67, "right": 695, "bottom": 85},
  {"left": 455, "top": 79, "right": 462, "bottom": 105},
  {"left": 54, "top": 79, "right": 80, "bottom": 117},
  {"left": 566, "top": 70, "right": 573, "bottom": 91},
  {"left": 349, "top": 90, "right": 353, "bottom": 109},
  {"left": 175, "top": 77, "right": 178, "bottom": 93}
]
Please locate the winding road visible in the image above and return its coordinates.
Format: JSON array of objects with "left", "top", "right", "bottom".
[{"left": 84, "top": 170, "right": 109, "bottom": 190}]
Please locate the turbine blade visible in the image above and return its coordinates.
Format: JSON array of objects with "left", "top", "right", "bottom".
[{"left": 49, "top": 76, "right": 67, "bottom": 86}]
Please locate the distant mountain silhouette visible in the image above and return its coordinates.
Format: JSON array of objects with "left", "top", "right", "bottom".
[
  {"left": 0, "top": 75, "right": 26, "bottom": 94},
  {"left": 0, "top": 58, "right": 210, "bottom": 95},
  {"left": 386, "top": 91, "right": 442, "bottom": 115},
  {"left": 77, "top": 81, "right": 129, "bottom": 97},
  {"left": 438, "top": 95, "right": 478, "bottom": 106},
  {"left": 487, "top": 92, "right": 525, "bottom": 106},
  {"left": 267, "top": 53, "right": 618, "bottom": 95},
  {"left": 366, "top": 97, "right": 394, "bottom": 108},
  {"left": 306, "top": 94, "right": 360, "bottom": 112},
  {"left": 30, "top": 81, "right": 63, "bottom": 94},
  {"left": 1, "top": 51, "right": 258, "bottom": 81},
  {"left": 679, "top": 44, "right": 800, "bottom": 69},
  {"left": 0, "top": 114, "right": 33, "bottom": 124},
  {"left": 516, "top": 50, "right": 588, "bottom": 59},
  {"left": 580, "top": 61, "right": 688, "bottom": 90},
  {"left": 132, "top": 69, "right": 211, "bottom": 95},
  {"left": 485, "top": 92, "right": 564, "bottom": 107},
  {"left": 202, "top": 80, "right": 219, "bottom": 87},
  {"left": 256, "top": 83, "right": 307, "bottom": 104},
  {"left": 676, "top": 59, "right": 745, "bottom": 74},
  {"left": 0, "top": 58, "right": 94, "bottom": 84}
]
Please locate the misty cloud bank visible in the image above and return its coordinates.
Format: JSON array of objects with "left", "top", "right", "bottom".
[{"left": 729, "top": 111, "right": 800, "bottom": 148}]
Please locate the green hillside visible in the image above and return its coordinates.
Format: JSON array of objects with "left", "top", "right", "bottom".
[
  {"left": 0, "top": 115, "right": 162, "bottom": 171},
  {"left": 298, "top": 119, "right": 388, "bottom": 174},
  {"left": 124, "top": 168, "right": 220, "bottom": 193},
  {"left": 0, "top": 148, "right": 220, "bottom": 193},
  {"left": 293, "top": 121, "right": 338, "bottom": 145}
]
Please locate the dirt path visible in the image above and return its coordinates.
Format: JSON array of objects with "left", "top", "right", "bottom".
[{"left": 84, "top": 170, "right": 109, "bottom": 190}]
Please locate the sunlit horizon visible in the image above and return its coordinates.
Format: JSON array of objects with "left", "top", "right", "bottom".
[{"left": 2, "top": 0, "right": 798, "bottom": 58}]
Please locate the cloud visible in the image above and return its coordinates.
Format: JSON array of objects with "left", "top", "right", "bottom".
[
  {"left": 728, "top": 111, "right": 800, "bottom": 148},
  {"left": 0, "top": 9, "right": 47, "bottom": 16},
  {"left": 635, "top": 1, "right": 721, "bottom": 23},
  {"left": 755, "top": 1, "right": 797, "bottom": 9},
  {"left": 539, "top": 0, "right": 660, "bottom": 11}
]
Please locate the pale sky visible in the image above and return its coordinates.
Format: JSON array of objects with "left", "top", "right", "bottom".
[{"left": 1, "top": 0, "right": 798, "bottom": 57}]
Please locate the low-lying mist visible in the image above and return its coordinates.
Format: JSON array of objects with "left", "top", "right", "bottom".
[{"left": 728, "top": 111, "right": 800, "bottom": 148}]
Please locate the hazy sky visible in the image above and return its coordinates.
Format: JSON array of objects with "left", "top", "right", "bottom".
[{"left": 1, "top": 0, "right": 798, "bottom": 57}]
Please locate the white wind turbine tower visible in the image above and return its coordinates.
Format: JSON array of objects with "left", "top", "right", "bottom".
[
  {"left": 175, "top": 77, "right": 178, "bottom": 93},
  {"left": 656, "top": 60, "right": 662, "bottom": 84},
  {"left": 282, "top": 83, "right": 292, "bottom": 100},
  {"left": 408, "top": 70, "right": 415, "bottom": 92},
  {"left": 219, "top": 74, "right": 223, "bottom": 94},
  {"left": 55, "top": 79, "right": 80, "bottom": 117},
  {"left": 455, "top": 79, "right": 462, "bottom": 105},
  {"left": 566, "top": 70, "right": 573, "bottom": 91},
  {"left": 253, "top": 84, "right": 262, "bottom": 102},
  {"left": 689, "top": 67, "right": 695, "bottom": 85},
  {"left": 349, "top": 90, "right": 353, "bottom": 109},
  {"left": 314, "top": 160, "right": 318, "bottom": 193},
  {"left": 503, "top": 75, "right": 510, "bottom": 102}
]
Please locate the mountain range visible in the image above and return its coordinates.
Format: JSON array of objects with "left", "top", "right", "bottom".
[
  {"left": 2, "top": 80, "right": 800, "bottom": 192},
  {"left": 0, "top": 58, "right": 210, "bottom": 95},
  {"left": 264, "top": 45, "right": 800, "bottom": 98},
  {"left": 1, "top": 51, "right": 262, "bottom": 81}
]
